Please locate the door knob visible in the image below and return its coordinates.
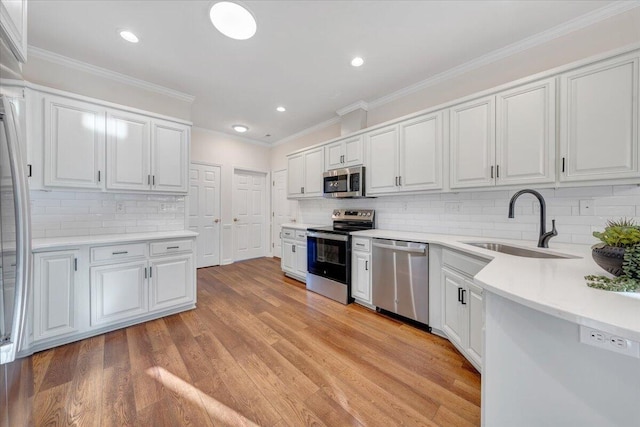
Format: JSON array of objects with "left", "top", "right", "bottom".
[
  {"left": 233, "top": 218, "right": 238, "bottom": 222},
  {"left": 214, "top": 219, "right": 219, "bottom": 223}
]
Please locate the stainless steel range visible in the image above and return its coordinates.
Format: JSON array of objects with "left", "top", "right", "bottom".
[{"left": 306, "top": 209, "right": 375, "bottom": 304}]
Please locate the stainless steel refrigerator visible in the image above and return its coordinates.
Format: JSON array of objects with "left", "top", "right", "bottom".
[{"left": 0, "top": 94, "right": 31, "bottom": 422}]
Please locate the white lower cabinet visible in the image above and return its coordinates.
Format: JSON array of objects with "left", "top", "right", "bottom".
[
  {"left": 90, "top": 260, "right": 148, "bottom": 327},
  {"left": 32, "top": 250, "right": 80, "bottom": 342},
  {"left": 351, "top": 237, "right": 372, "bottom": 305},
  {"left": 150, "top": 255, "right": 194, "bottom": 312},
  {"left": 281, "top": 227, "right": 307, "bottom": 282},
  {"left": 441, "top": 249, "right": 487, "bottom": 372},
  {"left": 27, "top": 236, "right": 196, "bottom": 354}
]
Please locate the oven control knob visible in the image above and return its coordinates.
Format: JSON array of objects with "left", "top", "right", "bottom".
[
  {"left": 333, "top": 210, "right": 340, "bottom": 216},
  {"left": 367, "top": 212, "right": 371, "bottom": 216}
]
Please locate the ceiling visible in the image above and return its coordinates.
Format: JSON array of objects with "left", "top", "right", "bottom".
[{"left": 28, "top": 0, "right": 621, "bottom": 143}]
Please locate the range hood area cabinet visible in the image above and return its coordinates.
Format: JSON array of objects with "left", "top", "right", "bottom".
[
  {"left": 325, "top": 135, "right": 364, "bottom": 171},
  {"left": 449, "top": 78, "right": 556, "bottom": 189},
  {"left": 287, "top": 146, "right": 324, "bottom": 198},
  {"left": 28, "top": 88, "right": 190, "bottom": 194},
  {"left": 366, "top": 111, "right": 444, "bottom": 195}
]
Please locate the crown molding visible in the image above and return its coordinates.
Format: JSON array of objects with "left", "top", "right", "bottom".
[
  {"left": 336, "top": 100, "right": 369, "bottom": 116},
  {"left": 28, "top": 46, "right": 195, "bottom": 103},
  {"left": 273, "top": 116, "right": 341, "bottom": 146},
  {"left": 192, "top": 126, "right": 271, "bottom": 147},
  {"left": 368, "top": 0, "right": 640, "bottom": 109}
]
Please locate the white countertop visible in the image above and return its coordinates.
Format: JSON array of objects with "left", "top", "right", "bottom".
[
  {"left": 353, "top": 229, "right": 640, "bottom": 341},
  {"left": 281, "top": 222, "right": 325, "bottom": 230},
  {"left": 32, "top": 230, "right": 198, "bottom": 252}
]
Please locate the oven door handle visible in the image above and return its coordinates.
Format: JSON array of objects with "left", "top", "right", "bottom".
[{"left": 307, "top": 231, "right": 349, "bottom": 242}]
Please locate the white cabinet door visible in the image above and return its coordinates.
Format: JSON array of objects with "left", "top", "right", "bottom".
[
  {"left": 303, "top": 147, "right": 324, "bottom": 197},
  {"left": 281, "top": 240, "right": 296, "bottom": 273},
  {"left": 33, "top": 251, "right": 79, "bottom": 342},
  {"left": 441, "top": 268, "right": 466, "bottom": 349},
  {"left": 325, "top": 140, "right": 344, "bottom": 171},
  {"left": 560, "top": 54, "right": 639, "bottom": 182},
  {"left": 467, "top": 280, "right": 483, "bottom": 368},
  {"left": 151, "top": 120, "right": 189, "bottom": 193},
  {"left": 450, "top": 96, "right": 495, "bottom": 189},
  {"left": 496, "top": 78, "right": 556, "bottom": 186},
  {"left": 399, "top": 112, "right": 443, "bottom": 191},
  {"left": 149, "top": 255, "right": 194, "bottom": 312},
  {"left": 344, "top": 135, "right": 364, "bottom": 167},
  {"left": 90, "top": 261, "right": 148, "bottom": 326},
  {"left": 366, "top": 125, "right": 399, "bottom": 195},
  {"left": 295, "top": 243, "right": 307, "bottom": 278},
  {"left": 43, "top": 95, "right": 105, "bottom": 189},
  {"left": 0, "top": 0, "right": 27, "bottom": 62},
  {"left": 352, "top": 251, "right": 371, "bottom": 303},
  {"left": 106, "top": 110, "right": 151, "bottom": 191},
  {"left": 287, "top": 153, "right": 304, "bottom": 197}
]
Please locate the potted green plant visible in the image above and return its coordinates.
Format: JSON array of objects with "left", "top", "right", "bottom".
[
  {"left": 586, "top": 218, "right": 640, "bottom": 292},
  {"left": 591, "top": 218, "right": 640, "bottom": 276}
]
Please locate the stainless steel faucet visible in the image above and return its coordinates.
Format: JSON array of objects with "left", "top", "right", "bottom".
[{"left": 508, "top": 189, "right": 557, "bottom": 248}]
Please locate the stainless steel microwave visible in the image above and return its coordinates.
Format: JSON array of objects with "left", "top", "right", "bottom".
[{"left": 323, "top": 166, "right": 365, "bottom": 198}]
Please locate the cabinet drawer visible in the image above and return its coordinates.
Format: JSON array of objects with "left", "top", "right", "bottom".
[
  {"left": 282, "top": 228, "right": 295, "bottom": 239},
  {"left": 91, "top": 243, "right": 147, "bottom": 263},
  {"left": 353, "top": 237, "right": 371, "bottom": 252},
  {"left": 295, "top": 230, "right": 307, "bottom": 241},
  {"left": 150, "top": 239, "right": 193, "bottom": 256},
  {"left": 443, "top": 249, "right": 488, "bottom": 277}
]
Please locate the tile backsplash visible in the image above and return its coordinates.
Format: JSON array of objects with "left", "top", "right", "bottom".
[
  {"left": 30, "top": 190, "right": 185, "bottom": 239},
  {"left": 298, "top": 185, "right": 640, "bottom": 246}
]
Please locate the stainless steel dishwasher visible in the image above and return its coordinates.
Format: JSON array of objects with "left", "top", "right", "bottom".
[{"left": 372, "top": 238, "right": 429, "bottom": 326}]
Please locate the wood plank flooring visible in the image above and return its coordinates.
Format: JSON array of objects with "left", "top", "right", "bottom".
[{"left": 2, "top": 257, "right": 481, "bottom": 426}]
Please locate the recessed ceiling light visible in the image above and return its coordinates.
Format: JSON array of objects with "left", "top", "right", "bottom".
[
  {"left": 119, "top": 30, "right": 139, "bottom": 43},
  {"left": 276, "top": 106, "right": 286, "bottom": 112},
  {"left": 351, "top": 57, "right": 364, "bottom": 67},
  {"left": 232, "top": 124, "right": 249, "bottom": 133},
  {"left": 209, "top": 2, "right": 257, "bottom": 40}
]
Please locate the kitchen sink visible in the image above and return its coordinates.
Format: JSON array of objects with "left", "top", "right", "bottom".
[{"left": 463, "top": 242, "right": 577, "bottom": 259}]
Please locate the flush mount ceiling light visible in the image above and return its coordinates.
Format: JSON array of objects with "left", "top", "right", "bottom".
[
  {"left": 119, "top": 30, "right": 139, "bottom": 43},
  {"left": 232, "top": 124, "right": 249, "bottom": 133},
  {"left": 276, "top": 106, "right": 286, "bottom": 112},
  {"left": 351, "top": 57, "right": 364, "bottom": 67},
  {"left": 209, "top": 2, "right": 257, "bottom": 40}
]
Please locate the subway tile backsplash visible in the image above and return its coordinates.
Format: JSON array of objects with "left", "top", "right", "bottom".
[
  {"left": 30, "top": 191, "right": 186, "bottom": 239},
  {"left": 298, "top": 185, "right": 640, "bottom": 246}
]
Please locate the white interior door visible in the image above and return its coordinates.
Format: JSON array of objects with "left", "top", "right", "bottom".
[
  {"left": 234, "top": 170, "right": 267, "bottom": 261},
  {"left": 271, "top": 169, "right": 297, "bottom": 258},
  {"left": 188, "top": 163, "right": 221, "bottom": 268}
]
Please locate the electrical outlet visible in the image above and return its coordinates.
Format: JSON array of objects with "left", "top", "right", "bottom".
[
  {"left": 445, "top": 202, "right": 462, "bottom": 214},
  {"left": 579, "top": 326, "right": 640, "bottom": 358},
  {"left": 579, "top": 199, "right": 593, "bottom": 215}
]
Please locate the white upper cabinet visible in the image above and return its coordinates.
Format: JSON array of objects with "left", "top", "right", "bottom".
[
  {"left": 451, "top": 78, "right": 556, "bottom": 189},
  {"left": 495, "top": 78, "right": 556, "bottom": 186},
  {"left": 366, "top": 114, "right": 444, "bottom": 195},
  {"left": 106, "top": 110, "right": 151, "bottom": 191},
  {"left": 325, "top": 135, "right": 364, "bottom": 170},
  {"left": 559, "top": 54, "right": 639, "bottom": 182},
  {"left": 151, "top": 119, "right": 189, "bottom": 193},
  {"left": 366, "top": 125, "right": 399, "bottom": 194},
  {"left": 44, "top": 95, "right": 106, "bottom": 190},
  {"left": 450, "top": 96, "right": 495, "bottom": 189},
  {"left": 287, "top": 146, "right": 324, "bottom": 198},
  {"left": 399, "top": 112, "right": 444, "bottom": 192},
  {"left": 0, "top": 0, "right": 27, "bottom": 63}
]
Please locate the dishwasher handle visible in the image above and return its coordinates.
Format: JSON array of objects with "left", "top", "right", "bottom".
[{"left": 372, "top": 242, "right": 427, "bottom": 255}]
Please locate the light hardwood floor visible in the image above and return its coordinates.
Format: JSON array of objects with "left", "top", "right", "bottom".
[{"left": 3, "top": 257, "right": 481, "bottom": 426}]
